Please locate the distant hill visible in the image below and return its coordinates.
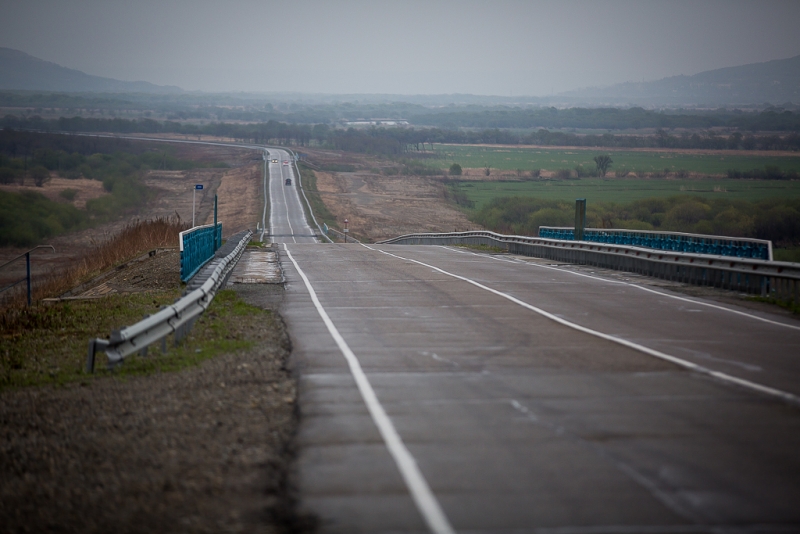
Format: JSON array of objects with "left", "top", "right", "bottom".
[
  {"left": 0, "top": 48, "right": 182, "bottom": 93},
  {"left": 561, "top": 55, "right": 800, "bottom": 107}
]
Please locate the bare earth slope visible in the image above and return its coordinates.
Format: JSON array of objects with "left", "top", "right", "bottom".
[{"left": 304, "top": 149, "right": 475, "bottom": 242}]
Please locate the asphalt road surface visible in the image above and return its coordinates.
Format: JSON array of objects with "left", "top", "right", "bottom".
[
  {"left": 267, "top": 148, "right": 317, "bottom": 244},
  {"left": 280, "top": 242, "right": 800, "bottom": 534}
]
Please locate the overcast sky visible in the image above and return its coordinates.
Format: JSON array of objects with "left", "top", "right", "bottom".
[{"left": 2, "top": 0, "right": 799, "bottom": 96}]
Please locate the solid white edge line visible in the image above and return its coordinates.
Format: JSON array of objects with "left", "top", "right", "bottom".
[
  {"left": 367, "top": 244, "right": 800, "bottom": 406},
  {"left": 440, "top": 246, "right": 800, "bottom": 332},
  {"left": 282, "top": 244, "right": 456, "bottom": 534}
]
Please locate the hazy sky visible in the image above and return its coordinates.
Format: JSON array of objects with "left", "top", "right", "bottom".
[{"left": 2, "top": 0, "right": 799, "bottom": 95}]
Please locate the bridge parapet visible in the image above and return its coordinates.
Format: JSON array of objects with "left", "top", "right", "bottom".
[{"left": 378, "top": 231, "right": 799, "bottom": 307}]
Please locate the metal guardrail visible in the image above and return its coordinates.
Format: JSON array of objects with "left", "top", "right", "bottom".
[
  {"left": 378, "top": 231, "right": 800, "bottom": 306},
  {"left": 86, "top": 230, "right": 252, "bottom": 372},
  {"left": 179, "top": 223, "right": 223, "bottom": 281},
  {"left": 538, "top": 226, "right": 773, "bottom": 261}
]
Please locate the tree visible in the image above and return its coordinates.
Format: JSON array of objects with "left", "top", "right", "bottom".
[
  {"left": 484, "top": 165, "right": 491, "bottom": 176},
  {"left": 30, "top": 165, "right": 51, "bottom": 187},
  {"left": 593, "top": 155, "right": 613, "bottom": 177},
  {"left": 449, "top": 163, "right": 462, "bottom": 176}
]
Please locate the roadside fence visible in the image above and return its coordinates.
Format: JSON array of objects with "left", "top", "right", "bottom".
[
  {"left": 0, "top": 245, "right": 55, "bottom": 306},
  {"left": 180, "top": 223, "right": 222, "bottom": 282},
  {"left": 539, "top": 226, "right": 772, "bottom": 261},
  {"left": 86, "top": 230, "right": 252, "bottom": 372},
  {"left": 379, "top": 231, "right": 800, "bottom": 307}
]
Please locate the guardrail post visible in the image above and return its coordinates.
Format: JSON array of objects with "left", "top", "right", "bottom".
[
  {"left": 25, "top": 252, "right": 31, "bottom": 306},
  {"left": 86, "top": 339, "right": 109, "bottom": 373}
]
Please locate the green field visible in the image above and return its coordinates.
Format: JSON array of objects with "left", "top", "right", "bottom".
[
  {"left": 455, "top": 178, "right": 800, "bottom": 211},
  {"left": 435, "top": 144, "right": 800, "bottom": 175}
]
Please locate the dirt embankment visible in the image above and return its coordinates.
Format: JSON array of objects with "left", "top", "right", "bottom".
[
  {"left": 302, "top": 148, "right": 476, "bottom": 242},
  {"left": 0, "top": 143, "right": 263, "bottom": 298},
  {"left": 1, "top": 245, "right": 312, "bottom": 533}
]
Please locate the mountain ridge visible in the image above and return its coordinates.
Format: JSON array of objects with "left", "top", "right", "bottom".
[
  {"left": 0, "top": 48, "right": 182, "bottom": 94},
  {"left": 561, "top": 55, "right": 800, "bottom": 106}
]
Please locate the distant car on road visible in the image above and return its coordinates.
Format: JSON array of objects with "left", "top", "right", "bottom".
[
  {"left": 283, "top": 160, "right": 289, "bottom": 165},
  {"left": 272, "top": 159, "right": 278, "bottom": 163},
  {"left": 285, "top": 178, "right": 292, "bottom": 186}
]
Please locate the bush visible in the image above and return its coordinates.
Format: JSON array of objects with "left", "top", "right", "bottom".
[
  {"left": 30, "top": 166, "right": 51, "bottom": 187},
  {"left": 469, "top": 194, "right": 800, "bottom": 244},
  {"left": 449, "top": 163, "right": 462, "bottom": 176},
  {"left": 0, "top": 190, "right": 85, "bottom": 246},
  {"left": 663, "top": 200, "right": 712, "bottom": 231},
  {"left": 59, "top": 189, "right": 78, "bottom": 201}
]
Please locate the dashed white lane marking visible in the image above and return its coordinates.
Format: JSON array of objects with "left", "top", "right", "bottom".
[
  {"left": 279, "top": 165, "right": 296, "bottom": 244},
  {"left": 439, "top": 246, "right": 800, "bottom": 332},
  {"left": 365, "top": 244, "right": 800, "bottom": 407},
  {"left": 283, "top": 244, "right": 456, "bottom": 534}
]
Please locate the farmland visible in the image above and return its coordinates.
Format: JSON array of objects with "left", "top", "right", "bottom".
[
  {"left": 453, "top": 178, "right": 800, "bottom": 211},
  {"left": 435, "top": 144, "right": 800, "bottom": 175}
]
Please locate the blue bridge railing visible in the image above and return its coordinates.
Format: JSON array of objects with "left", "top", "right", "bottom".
[
  {"left": 538, "top": 227, "right": 772, "bottom": 261},
  {"left": 180, "top": 223, "right": 223, "bottom": 282}
]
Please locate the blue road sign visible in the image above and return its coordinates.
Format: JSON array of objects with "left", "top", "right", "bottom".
[{"left": 195, "top": 184, "right": 203, "bottom": 190}]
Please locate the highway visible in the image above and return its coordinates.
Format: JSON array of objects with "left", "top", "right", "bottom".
[
  {"left": 90, "top": 136, "right": 800, "bottom": 532},
  {"left": 266, "top": 148, "right": 317, "bottom": 244},
  {"left": 279, "top": 243, "right": 800, "bottom": 533}
]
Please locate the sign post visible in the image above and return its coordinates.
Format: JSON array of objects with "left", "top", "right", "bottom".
[
  {"left": 213, "top": 194, "right": 218, "bottom": 251},
  {"left": 193, "top": 184, "right": 203, "bottom": 227}
]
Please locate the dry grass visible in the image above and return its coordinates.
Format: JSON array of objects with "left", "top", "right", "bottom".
[{"left": 1, "top": 217, "right": 188, "bottom": 310}]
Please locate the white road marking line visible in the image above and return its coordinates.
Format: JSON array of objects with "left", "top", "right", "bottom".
[
  {"left": 283, "top": 244, "right": 456, "bottom": 534},
  {"left": 366, "top": 244, "right": 800, "bottom": 406},
  {"left": 279, "top": 164, "right": 296, "bottom": 244},
  {"left": 440, "top": 246, "right": 800, "bottom": 332}
]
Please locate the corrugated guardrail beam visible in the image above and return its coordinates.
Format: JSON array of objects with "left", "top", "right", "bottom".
[
  {"left": 378, "top": 231, "right": 800, "bottom": 306},
  {"left": 86, "top": 230, "right": 252, "bottom": 372}
]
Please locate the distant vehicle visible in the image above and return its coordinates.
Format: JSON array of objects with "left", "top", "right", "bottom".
[
  {"left": 272, "top": 159, "right": 278, "bottom": 163},
  {"left": 285, "top": 178, "right": 292, "bottom": 186},
  {"left": 283, "top": 160, "right": 289, "bottom": 165}
]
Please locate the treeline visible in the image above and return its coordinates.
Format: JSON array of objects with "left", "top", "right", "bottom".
[
  {"left": 470, "top": 196, "right": 800, "bottom": 246},
  {"left": 6, "top": 90, "right": 799, "bottom": 132},
  {"left": 4, "top": 115, "right": 800, "bottom": 154},
  {"left": 326, "top": 127, "right": 800, "bottom": 154},
  {"left": 0, "top": 130, "right": 222, "bottom": 185},
  {"left": 0, "top": 131, "right": 224, "bottom": 246},
  {"left": 412, "top": 107, "right": 800, "bottom": 132}
]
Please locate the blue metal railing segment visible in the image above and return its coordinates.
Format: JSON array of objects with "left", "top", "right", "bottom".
[
  {"left": 180, "top": 223, "right": 222, "bottom": 282},
  {"left": 538, "top": 227, "right": 771, "bottom": 260}
]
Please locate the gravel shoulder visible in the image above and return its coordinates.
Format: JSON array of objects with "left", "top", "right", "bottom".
[{"left": 1, "top": 250, "right": 314, "bottom": 533}]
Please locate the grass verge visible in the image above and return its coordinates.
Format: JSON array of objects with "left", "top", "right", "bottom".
[
  {"left": 0, "top": 289, "right": 269, "bottom": 390},
  {"left": 746, "top": 295, "right": 800, "bottom": 315},
  {"left": 774, "top": 247, "right": 800, "bottom": 263},
  {"left": 297, "top": 163, "right": 337, "bottom": 229},
  {"left": 3, "top": 217, "right": 188, "bottom": 308}
]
